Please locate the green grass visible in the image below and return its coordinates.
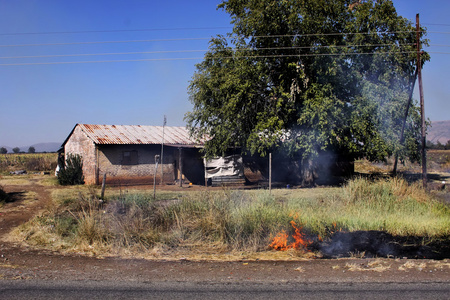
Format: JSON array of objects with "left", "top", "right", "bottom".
[
  {"left": 11, "top": 177, "right": 450, "bottom": 258},
  {"left": 284, "top": 177, "right": 449, "bottom": 238}
]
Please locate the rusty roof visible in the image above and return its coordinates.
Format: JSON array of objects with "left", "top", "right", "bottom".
[{"left": 75, "top": 124, "right": 204, "bottom": 147}]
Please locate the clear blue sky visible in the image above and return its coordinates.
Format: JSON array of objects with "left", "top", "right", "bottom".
[{"left": 0, "top": 0, "right": 449, "bottom": 147}]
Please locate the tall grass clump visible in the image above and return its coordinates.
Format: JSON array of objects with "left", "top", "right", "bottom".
[
  {"left": 226, "top": 191, "right": 291, "bottom": 250},
  {"left": 15, "top": 188, "right": 299, "bottom": 255},
  {"left": 160, "top": 190, "right": 292, "bottom": 251},
  {"left": 337, "top": 177, "right": 450, "bottom": 236},
  {"left": 283, "top": 177, "right": 449, "bottom": 239}
]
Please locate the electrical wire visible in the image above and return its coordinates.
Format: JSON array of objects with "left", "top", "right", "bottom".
[
  {"left": 0, "top": 30, "right": 426, "bottom": 48},
  {"left": 0, "top": 43, "right": 416, "bottom": 60},
  {"left": 0, "top": 21, "right": 448, "bottom": 37},
  {"left": 0, "top": 51, "right": 418, "bottom": 66},
  {"left": 0, "top": 37, "right": 212, "bottom": 48},
  {"left": 423, "top": 23, "right": 450, "bottom": 27},
  {"left": 0, "top": 27, "right": 232, "bottom": 36},
  {"left": 0, "top": 49, "right": 207, "bottom": 59},
  {"left": 0, "top": 22, "right": 442, "bottom": 36}
]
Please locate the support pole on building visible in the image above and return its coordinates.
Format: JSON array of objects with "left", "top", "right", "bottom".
[
  {"left": 416, "top": 14, "right": 427, "bottom": 188},
  {"left": 160, "top": 115, "right": 166, "bottom": 185},
  {"left": 269, "top": 152, "right": 272, "bottom": 194}
]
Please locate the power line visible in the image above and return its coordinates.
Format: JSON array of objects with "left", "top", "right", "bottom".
[
  {"left": 427, "top": 31, "right": 450, "bottom": 35},
  {"left": 0, "top": 43, "right": 415, "bottom": 60},
  {"left": 0, "top": 27, "right": 232, "bottom": 36},
  {"left": 422, "top": 23, "right": 450, "bottom": 27},
  {"left": 0, "top": 30, "right": 423, "bottom": 48},
  {"left": 0, "top": 37, "right": 212, "bottom": 48},
  {"left": 0, "top": 49, "right": 207, "bottom": 59},
  {"left": 0, "top": 51, "right": 418, "bottom": 66},
  {"left": 0, "top": 22, "right": 447, "bottom": 37}
]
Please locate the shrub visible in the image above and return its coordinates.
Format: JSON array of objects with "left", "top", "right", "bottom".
[{"left": 57, "top": 154, "right": 84, "bottom": 185}]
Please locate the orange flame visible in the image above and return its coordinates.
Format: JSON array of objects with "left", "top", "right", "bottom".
[{"left": 269, "top": 218, "right": 311, "bottom": 251}]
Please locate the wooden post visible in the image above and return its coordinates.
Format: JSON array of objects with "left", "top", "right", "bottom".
[
  {"left": 269, "top": 152, "right": 272, "bottom": 194},
  {"left": 160, "top": 115, "right": 166, "bottom": 185},
  {"left": 95, "top": 146, "right": 100, "bottom": 185},
  {"left": 178, "top": 148, "right": 183, "bottom": 187},
  {"left": 204, "top": 158, "right": 208, "bottom": 187},
  {"left": 100, "top": 173, "right": 106, "bottom": 200},
  {"left": 153, "top": 155, "right": 160, "bottom": 200},
  {"left": 417, "top": 14, "right": 427, "bottom": 188}
]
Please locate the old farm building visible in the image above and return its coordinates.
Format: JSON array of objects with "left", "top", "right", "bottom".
[
  {"left": 61, "top": 124, "right": 209, "bottom": 185},
  {"left": 61, "top": 124, "right": 352, "bottom": 187}
]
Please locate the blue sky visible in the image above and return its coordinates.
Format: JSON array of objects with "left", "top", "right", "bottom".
[{"left": 0, "top": 0, "right": 449, "bottom": 147}]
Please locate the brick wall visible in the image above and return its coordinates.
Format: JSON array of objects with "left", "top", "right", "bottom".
[
  {"left": 64, "top": 126, "right": 97, "bottom": 184},
  {"left": 63, "top": 126, "right": 205, "bottom": 185},
  {"left": 97, "top": 144, "right": 177, "bottom": 185}
]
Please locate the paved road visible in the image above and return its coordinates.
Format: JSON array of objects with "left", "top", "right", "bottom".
[{"left": 1, "top": 281, "right": 449, "bottom": 300}]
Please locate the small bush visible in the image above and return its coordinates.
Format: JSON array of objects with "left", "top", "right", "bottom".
[{"left": 58, "top": 154, "right": 84, "bottom": 185}]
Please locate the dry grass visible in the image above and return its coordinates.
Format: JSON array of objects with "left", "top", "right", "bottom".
[
  {"left": 344, "top": 260, "right": 391, "bottom": 272},
  {"left": 398, "top": 261, "right": 427, "bottom": 271},
  {"left": 6, "top": 175, "right": 450, "bottom": 260},
  {"left": 0, "top": 177, "right": 35, "bottom": 186},
  {"left": 0, "top": 153, "right": 57, "bottom": 173}
]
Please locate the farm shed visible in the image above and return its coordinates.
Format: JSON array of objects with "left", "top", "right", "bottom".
[{"left": 60, "top": 124, "right": 206, "bottom": 185}]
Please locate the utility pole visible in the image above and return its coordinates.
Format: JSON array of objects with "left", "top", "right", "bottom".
[
  {"left": 416, "top": 14, "right": 427, "bottom": 188},
  {"left": 160, "top": 115, "right": 166, "bottom": 185}
]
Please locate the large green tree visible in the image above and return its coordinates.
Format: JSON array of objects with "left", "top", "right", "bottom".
[{"left": 186, "top": 0, "right": 429, "bottom": 182}]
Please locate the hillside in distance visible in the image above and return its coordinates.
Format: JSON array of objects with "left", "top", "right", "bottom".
[
  {"left": 0, "top": 142, "right": 60, "bottom": 153},
  {"left": 428, "top": 120, "right": 450, "bottom": 144}
]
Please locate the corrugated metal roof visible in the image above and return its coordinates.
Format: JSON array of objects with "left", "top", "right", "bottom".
[{"left": 77, "top": 124, "right": 204, "bottom": 146}]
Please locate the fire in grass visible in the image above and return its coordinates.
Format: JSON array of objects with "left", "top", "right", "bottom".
[{"left": 269, "top": 218, "right": 312, "bottom": 251}]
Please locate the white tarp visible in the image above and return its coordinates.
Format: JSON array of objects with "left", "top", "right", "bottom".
[{"left": 204, "top": 155, "right": 244, "bottom": 179}]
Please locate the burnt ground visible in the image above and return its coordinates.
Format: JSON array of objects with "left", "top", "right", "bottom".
[{"left": 0, "top": 177, "right": 449, "bottom": 283}]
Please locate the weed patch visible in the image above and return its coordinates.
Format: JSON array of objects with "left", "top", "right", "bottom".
[{"left": 11, "top": 177, "right": 450, "bottom": 259}]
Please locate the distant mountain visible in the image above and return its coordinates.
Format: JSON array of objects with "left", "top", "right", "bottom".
[
  {"left": 428, "top": 121, "right": 450, "bottom": 144},
  {"left": 30, "top": 142, "right": 61, "bottom": 153},
  {"left": 0, "top": 142, "right": 61, "bottom": 153}
]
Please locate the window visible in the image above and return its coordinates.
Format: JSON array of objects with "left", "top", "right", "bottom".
[{"left": 122, "top": 150, "right": 138, "bottom": 165}]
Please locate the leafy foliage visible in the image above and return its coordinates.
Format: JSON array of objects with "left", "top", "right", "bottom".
[
  {"left": 0, "top": 147, "right": 7, "bottom": 154},
  {"left": 57, "top": 154, "right": 85, "bottom": 185},
  {"left": 186, "top": 0, "right": 429, "bottom": 180}
]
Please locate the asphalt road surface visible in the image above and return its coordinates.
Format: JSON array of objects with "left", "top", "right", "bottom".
[{"left": 1, "top": 281, "right": 449, "bottom": 300}]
